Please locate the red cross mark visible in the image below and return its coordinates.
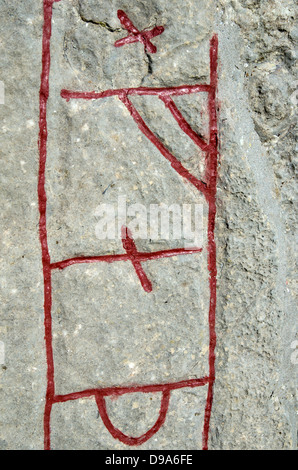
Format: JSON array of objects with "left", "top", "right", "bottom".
[
  {"left": 121, "top": 226, "right": 153, "bottom": 293},
  {"left": 114, "top": 10, "right": 164, "bottom": 54}
]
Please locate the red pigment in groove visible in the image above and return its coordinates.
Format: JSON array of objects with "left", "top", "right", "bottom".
[
  {"left": 159, "top": 95, "right": 210, "bottom": 152},
  {"left": 38, "top": 0, "right": 62, "bottom": 451},
  {"left": 202, "top": 33, "right": 218, "bottom": 451},
  {"left": 50, "top": 246, "right": 202, "bottom": 271},
  {"left": 114, "top": 10, "right": 164, "bottom": 53},
  {"left": 121, "top": 226, "right": 153, "bottom": 293},
  {"left": 61, "top": 84, "right": 211, "bottom": 100},
  {"left": 95, "top": 390, "right": 170, "bottom": 446},
  {"left": 39, "top": 0, "right": 218, "bottom": 450},
  {"left": 53, "top": 377, "right": 209, "bottom": 403}
]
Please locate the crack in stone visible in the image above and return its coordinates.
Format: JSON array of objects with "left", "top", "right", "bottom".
[
  {"left": 145, "top": 52, "right": 153, "bottom": 75},
  {"left": 141, "top": 53, "right": 153, "bottom": 85},
  {"left": 79, "top": 13, "right": 122, "bottom": 33}
]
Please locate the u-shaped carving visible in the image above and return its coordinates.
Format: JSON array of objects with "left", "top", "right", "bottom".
[{"left": 95, "top": 389, "right": 171, "bottom": 446}]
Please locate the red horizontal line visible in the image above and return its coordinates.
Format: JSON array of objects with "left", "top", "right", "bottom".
[
  {"left": 50, "top": 247, "right": 202, "bottom": 270},
  {"left": 53, "top": 377, "right": 210, "bottom": 403},
  {"left": 61, "top": 84, "right": 211, "bottom": 101}
]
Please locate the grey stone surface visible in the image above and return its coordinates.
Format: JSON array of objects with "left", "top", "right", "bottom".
[
  {"left": 0, "top": 0, "right": 296, "bottom": 450},
  {"left": 52, "top": 253, "right": 209, "bottom": 395}
]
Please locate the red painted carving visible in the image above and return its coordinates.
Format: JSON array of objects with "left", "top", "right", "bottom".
[
  {"left": 114, "top": 10, "right": 165, "bottom": 53},
  {"left": 39, "top": 0, "right": 218, "bottom": 450}
]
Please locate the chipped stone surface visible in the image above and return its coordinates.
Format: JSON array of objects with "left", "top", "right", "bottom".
[{"left": 0, "top": 0, "right": 296, "bottom": 450}]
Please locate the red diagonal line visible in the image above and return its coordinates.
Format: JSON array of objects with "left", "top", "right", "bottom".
[
  {"left": 117, "top": 10, "right": 139, "bottom": 34},
  {"left": 114, "top": 35, "right": 140, "bottom": 47},
  {"left": 138, "top": 35, "right": 157, "bottom": 55},
  {"left": 160, "top": 95, "right": 209, "bottom": 152},
  {"left": 145, "top": 26, "right": 165, "bottom": 40},
  {"left": 50, "top": 247, "right": 202, "bottom": 271},
  {"left": 118, "top": 93, "right": 209, "bottom": 199},
  {"left": 61, "top": 84, "right": 211, "bottom": 102},
  {"left": 121, "top": 225, "right": 152, "bottom": 293}
]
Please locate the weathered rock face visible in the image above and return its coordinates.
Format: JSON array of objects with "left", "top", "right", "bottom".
[
  {"left": 214, "top": 0, "right": 297, "bottom": 450},
  {"left": 0, "top": 0, "right": 296, "bottom": 450}
]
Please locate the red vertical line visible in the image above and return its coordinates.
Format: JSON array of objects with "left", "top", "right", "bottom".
[
  {"left": 202, "top": 34, "right": 218, "bottom": 451},
  {"left": 38, "top": 0, "right": 59, "bottom": 451}
]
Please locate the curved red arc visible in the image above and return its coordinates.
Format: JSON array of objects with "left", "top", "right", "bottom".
[{"left": 95, "top": 390, "right": 171, "bottom": 446}]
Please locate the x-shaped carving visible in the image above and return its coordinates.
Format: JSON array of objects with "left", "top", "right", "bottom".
[{"left": 114, "top": 10, "right": 164, "bottom": 54}]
